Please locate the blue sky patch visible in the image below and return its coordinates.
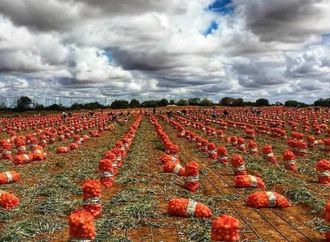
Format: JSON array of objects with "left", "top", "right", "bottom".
[
  {"left": 321, "top": 33, "right": 330, "bottom": 43},
  {"left": 208, "top": 0, "right": 234, "bottom": 15},
  {"left": 203, "top": 20, "right": 219, "bottom": 36},
  {"left": 104, "top": 49, "right": 113, "bottom": 63}
]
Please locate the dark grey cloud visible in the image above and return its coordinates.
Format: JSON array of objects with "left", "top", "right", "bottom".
[
  {"left": 0, "top": 0, "right": 183, "bottom": 32},
  {"left": 234, "top": 0, "right": 330, "bottom": 42},
  {"left": 75, "top": 0, "right": 184, "bottom": 15},
  {"left": 112, "top": 49, "right": 176, "bottom": 71},
  {"left": 0, "top": 0, "right": 87, "bottom": 31},
  {"left": 230, "top": 57, "right": 287, "bottom": 88}
]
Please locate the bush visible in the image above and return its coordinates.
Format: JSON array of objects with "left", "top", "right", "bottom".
[
  {"left": 255, "top": 98, "right": 269, "bottom": 106},
  {"left": 176, "top": 99, "right": 188, "bottom": 106},
  {"left": 129, "top": 99, "right": 140, "bottom": 108},
  {"left": 111, "top": 100, "right": 129, "bottom": 109},
  {"left": 314, "top": 98, "right": 330, "bottom": 107},
  {"left": 285, "top": 100, "right": 308, "bottom": 107},
  {"left": 200, "top": 98, "right": 213, "bottom": 106}
]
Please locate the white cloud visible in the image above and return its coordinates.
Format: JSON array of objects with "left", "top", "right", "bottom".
[
  {"left": 285, "top": 44, "right": 330, "bottom": 81},
  {"left": 0, "top": 0, "right": 330, "bottom": 104},
  {"left": 71, "top": 47, "right": 132, "bottom": 82}
]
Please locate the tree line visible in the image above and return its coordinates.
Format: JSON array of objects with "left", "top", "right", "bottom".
[
  {"left": 219, "top": 97, "right": 330, "bottom": 107},
  {"left": 0, "top": 96, "right": 329, "bottom": 112}
]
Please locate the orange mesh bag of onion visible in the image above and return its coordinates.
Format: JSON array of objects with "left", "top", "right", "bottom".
[
  {"left": 167, "top": 198, "right": 212, "bottom": 218},
  {"left": 69, "top": 210, "right": 96, "bottom": 241},
  {"left": 211, "top": 215, "right": 240, "bottom": 242},
  {"left": 184, "top": 161, "right": 200, "bottom": 192},
  {"left": 316, "top": 159, "right": 330, "bottom": 185},
  {"left": 246, "top": 191, "right": 291, "bottom": 208},
  {"left": 0, "top": 190, "right": 20, "bottom": 209},
  {"left": 0, "top": 171, "right": 20, "bottom": 184},
  {"left": 82, "top": 180, "right": 102, "bottom": 218},
  {"left": 234, "top": 175, "right": 266, "bottom": 190},
  {"left": 56, "top": 146, "right": 70, "bottom": 154},
  {"left": 230, "top": 154, "right": 248, "bottom": 176},
  {"left": 163, "top": 161, "right": 185, "bottom": 176},
  {"left": 99, "top": 159, "right": 116, "bottom": 188},
  {"left": 13, "top": 153, "right": 33, "bottom": 165}
]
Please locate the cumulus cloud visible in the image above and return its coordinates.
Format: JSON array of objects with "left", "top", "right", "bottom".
[
  {"left": 234, "top": 0, "right": 330, "bottom": 43},
  {"left": 0, "top": 0, "right": 329, "bottom": 104},
  {"left": 285, "top": 44, "right": 330, "bottom": 82},
  {"left": 0, "top": 16, "right": 69, "bottom": 72},
  {"left": 70, "top": 47, "right": 132, "bottom": 83},
  {"left": 75, "top": 0, "right": 185, "bottom": 15},
  {"left": 0, "top": 0, "right": 85, "bottom": 31},
  {"left": 229, "top": 56, "right": 287, "bottom": 88}
]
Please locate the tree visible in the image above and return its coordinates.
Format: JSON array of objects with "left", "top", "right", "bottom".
[
  {"left": 314, "top": 98, "right": 330, "bottom": 107},
  {"left": 159, "top": 98, "right": 169, "bottom": 107},
  {"left": 70, "top": 103, "right": 83, "bottom": 110},
  {"left": 47, "top": 104, "right": 65, "bottom": 111},
  {"left": 111, "top": 100, "right": 129, "bottom": 109},
  {"left": 275, "top": 101, "right": 283, "bottom": 106},
  {"left": 83, "top": 102, "right": 103, "bottom": 110},
  {"left": 232, "top": 98, "right": 244, "bottom": 106},
  {"left": 188, "top": 98, "right": 200, "bottom": 106},
  {"left": 255, "top": 98, "right": 270, "bottom": 106},
  {"left": 141, "top": 100, "right": 158, "bottom": 107},
  {"left": 244, "top": 101, "right": 255, "bottom": 106},
  {"left": 285, "top": 100, "right": 307, "bottom": 107},
  {"left": 16, "top": 96, "right": 32, "bottom": 111},
  {"left": 176, "top": 99, "right": 188, "bottom": 106},
  {"left": 169, "top": 99, "right": 175, "bottom": 105},
  {"left": 129, "top": 99, "right": 140, "bottom": 108},
  {"left": 35, "top": 104, "right": 45, "bottom": 111},
  {"left": 285, "top": 100, "right": 299, "bottom": 107},
  {"left": 219, "top": 97, "right": 235, "bottom": 106},
  {"left": 200, "top": 98, "right": 213, "bottom": 106}
]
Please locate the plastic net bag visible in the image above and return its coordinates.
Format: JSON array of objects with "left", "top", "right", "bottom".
[
  {"left": 0, "top": 171, "right": 20, "bottom": 184},
  {"left": 0, "top": 190, "right": 20, "bottom": 209},
  {"left": 69, "top": 210, "right": 96, "bottom": 241},
  {"left": 167, "top": 198, "right": 212, "bottom": 218},
  {"left": 234, "top": 175, "right": 266, "bottom": 190},
  {"left": 246, "top": 191, "right": 291, "bottom": 208},
  {"left": 211, "top": 215, "right": 240, "bottom": 242}
]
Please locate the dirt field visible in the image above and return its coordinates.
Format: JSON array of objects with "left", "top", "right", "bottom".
[{"left": 0, "top": 108, "right": 329, "bottom": 241}]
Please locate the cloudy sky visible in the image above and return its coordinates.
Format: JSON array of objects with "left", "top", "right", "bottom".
[{"left": 0, "top": 0, "right": 330, "bottom": 105}]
